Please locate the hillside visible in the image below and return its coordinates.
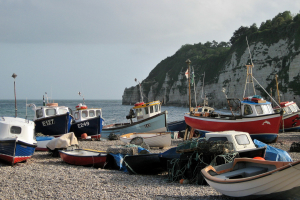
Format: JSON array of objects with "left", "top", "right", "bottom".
[{"left": 122, "top": 11, "right": 300, "bottom": 108}]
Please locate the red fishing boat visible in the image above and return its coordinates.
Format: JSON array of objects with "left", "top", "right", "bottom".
[
  {"left": 184, "top": 52, "right": 282, "bottom": 143},
  {"left": 274, "top": 101, "right": 300, "bottom": 131},
  {"left": 59, "top": 149, "right": 107, "bottom": 168}
]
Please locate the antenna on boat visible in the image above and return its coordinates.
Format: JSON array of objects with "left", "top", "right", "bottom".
[
  {"left": 12, "top": 73, "right": 18, "bottom": 118},
  {"left": 135, "top": 78, "right": 143, "bottom": 103},
  {"left": 243, "top": 37, "right": 256, "bottom": 98},
  {"left": 78, "top": 92, "right": 85, "bottom": 104}
]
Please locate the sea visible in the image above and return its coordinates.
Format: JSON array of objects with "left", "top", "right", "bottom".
[{"left": 0, "top": 99, "right": 189, "bottom": 125}]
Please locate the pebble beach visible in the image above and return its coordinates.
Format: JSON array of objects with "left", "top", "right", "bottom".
[{"left": 1, "top": 132, "right": 300, "bottom": 200}]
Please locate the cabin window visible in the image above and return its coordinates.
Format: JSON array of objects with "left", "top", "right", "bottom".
[
  {"left": 136, "top": 109, "right": 143, "bottom": 116},
  {"left": 207, "top": 137, "right": 228, "bottom": 142},
  {"left": 235, "top": 134, "right": 250, "bottom": 145},
  {"left": 155, "top": 105, "right": 159, "bottom": 112},
  {"left": 89, "top": 110, "right": 95, "bottom": 117},
  {"left": 10, "top": 126, "right": 21, "bottom": 134},
  {"left": 36, "top": 109, "right": 43, "bottom": 118},
  {"left": 144, "top": 107, "right": 149, "bottom": 115},
  {"left": 58, "top": 108, "right": 68, "bottom": 115},
  {"left": 45, "top": 109, "right": 56, "bottom": 116},
  {"left": 82, "top": 110, "right": 88, "bottom": 118},
  {"left": 261, "top": 105, "right": 271, "bottom": 114},
  {"left": 244, "top": 105, "right": 253, "bottom": 115},
  {"left": 74, "top": 112, "right": 79, "bottom": 120},
  {"left": 293, "top": 104, "right": 300, "bottom": 111},
  {"left": 255, "top": 105, "right": 263, "bottom": 115},
  {"left": 150, "top": 106, "right": 154, "bottom": 113},
  {"left": 96, "top": 110, "right": 102, "bottom": 117},
  {"left": 284, "top": 107, "right": 292, "bottom": 114},
  {"left": 289, "top": 104, "right": 297, "bottom": 112}
]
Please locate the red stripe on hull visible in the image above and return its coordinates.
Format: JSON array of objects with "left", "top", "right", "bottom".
[
  {"left": 184, "top": 114, "right": 281, "bottom": 135},
  {"left": 0, "top": 154, "right": 31, "bottom": 165}
]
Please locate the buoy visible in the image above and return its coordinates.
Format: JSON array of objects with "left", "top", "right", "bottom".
[
  {"left": 179, "top": 179, "right": 184, "bottom": 184},
  {"left": 253, "top": 157, "right": 265, "bottom": 160},
  {"left": 81, "top": 133, "right": 88, "bottom": 139}
]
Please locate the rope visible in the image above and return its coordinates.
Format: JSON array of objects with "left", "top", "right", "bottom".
[{"left": 123, "top": 155, "right": 138, "bottom": 175}]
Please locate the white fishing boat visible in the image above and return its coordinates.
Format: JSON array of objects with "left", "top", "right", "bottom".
[
  {"left": 120, "top": 132, "right": 171, "bottom": 148},
  {"left": 201, "top": 158, "right": 300, "bottom": 199},
  {"left": 0, "top": 117, "right": 37, "bottom": 165}
]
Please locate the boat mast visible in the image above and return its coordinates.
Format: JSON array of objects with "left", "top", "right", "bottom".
[
  {"left": 243, "top": 37, "right": 256, "bottom": 98},
  {"left": 135, "top": 78, "right": 143, "bottom": 103},
  {"left": 12, "top": 73, "right": 17, "bottom": 118},
  {"left": 275, "top": 74, "right": 281, "bottom": 103},
  {"left": 78, "top": 91, "right": 85, "bottom": 104},
  {"left": 192, "top": 66, "right": 197, "bottom": 107},
  {"left": 186, "top": 59, "right": 191, "bottom": 112}
]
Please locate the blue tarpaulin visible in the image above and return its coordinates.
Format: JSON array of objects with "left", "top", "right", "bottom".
[
  {"left": 254, "top": 139, "right": 293, "bottom": 162},
  {"left": 109, "top": 147, "right": 149, "bottom": 172}
]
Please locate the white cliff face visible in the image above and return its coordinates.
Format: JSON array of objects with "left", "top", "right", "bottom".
[{"left": 123, "top": 40, "right": 300, "bottom": 107}]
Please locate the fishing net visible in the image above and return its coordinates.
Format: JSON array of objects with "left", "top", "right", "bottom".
[{"left": 168, "top": 140, "right": 236, "bottom": 185}]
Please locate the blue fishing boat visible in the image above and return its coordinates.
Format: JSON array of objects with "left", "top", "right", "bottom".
[
  {"left": 70, "top": 104, "right": 104, "bottom": 139},
  {"left": 70, "top": 92, "right": 104, "bottom": 139},
  {"left": 101, "top": 100, "right": 167, "bottom": 139},
  {"left": 28, "top": 100, "right": 72, "bottom": 137},
  {"left": 0, "top": 117, "right": 37, "bottom": 165}
]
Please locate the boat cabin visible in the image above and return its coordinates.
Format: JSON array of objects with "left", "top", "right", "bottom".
[
  {"left": 274, "top": 101, "right": 300, "bottom": 115},
  {"left": 191, "top": 106, "right": 215, "bottom": 117},
  {"left": 34, "top": 103, "right": 72, "bottom": 120},
  {"left": 73, "top": 107, "right": 102, "bottom": 123},
  {"left": 241, "top": 97, "right": 275, "bottom": 117},
  {"left": 132, "top": 101, "right": 162, "bottom": 121},
  {"left": 0, "top": 117, "right": 36, "bottom": 144}
]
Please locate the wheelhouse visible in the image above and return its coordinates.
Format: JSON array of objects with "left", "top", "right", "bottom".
[
  {"left": 73, "top": 108, "right": 102, "bottom": 123},
  {"left": 133, "top": 101, "right": 162, "bottom": 121},
  {"left": 241, "top": 100, "right": 274, "bottom": 117},
  {"left": 34, "top": 104, "right": 71, "bottom": 120},
  {"left": 274, "top": 101, "right": 300, "bottom": 115}
]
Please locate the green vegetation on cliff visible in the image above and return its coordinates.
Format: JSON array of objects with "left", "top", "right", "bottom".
[{"left": 136, "top": 11, "right": 300, "bottom": 100}]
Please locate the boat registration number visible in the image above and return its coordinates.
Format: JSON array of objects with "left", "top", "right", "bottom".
[
  {"left": 42, "top": 119, "right": 55, "bottom": 126},
  {"left": 144, "top": 123, "right": 151, "bottom": 128},
  {"left": 77, "top": 121, "right": 90, "bottom": 128}
]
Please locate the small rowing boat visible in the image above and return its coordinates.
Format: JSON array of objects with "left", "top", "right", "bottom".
[{"left": 59, "top": 149, "right": 107, "bottom": 168}]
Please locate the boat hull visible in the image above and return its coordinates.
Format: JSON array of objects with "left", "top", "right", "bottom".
[
  {"left": 120, "top": 132, "right": 171, "bottom": 148},
  {"left": 36, "top": 136, "right": 54, "bottom": 151},
  {"left": 280, "top": 112, "right": 300, "bottom": 131},
  {"left": 124, "top": 154, "right": 165, "bottom": 174},
  {"left": 184, "top": 113, "right": 281, "bottom": 143},
  {"left": 59, "top": 149, "right": 107, "bottom": 168},
  {"left": 202, "top": 159, "right": 300, "bottom": 199},
  {"left": 101, "top": 111, "right": 168, "bottom": 140},
  {"left": 34, "top": 113, "right": 72, "bottom": 137},
  {"left": 167, "top": 120, "right": 186, "bottom": 132},
  {"left": 0, "top": 139, "right": 36, "bottom": 165},
  {"left": 70, "top": 116, "right": 103, "bottom": 139}
]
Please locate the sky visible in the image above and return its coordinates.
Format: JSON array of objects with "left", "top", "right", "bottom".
[{"left": 1, "top": 0, "right": 299, "bottom": 100}]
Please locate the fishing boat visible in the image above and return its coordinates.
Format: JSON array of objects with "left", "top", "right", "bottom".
[
  {"left": 27, "top": 94, "right": 72, "bottom": 137},
  {"left": 101, "top": 79, "right": 167, "bottom": 139},
  {"left": 101, "top": 100, "right": 168, "bottom": 140},
  {"left": 184, "top": 52, "right": 282, "bottom": 143},
  {"left": 70, "top": 93, "right": 104, "bottom": 139},
  {"left": 36, "top": 136, "right": 54, "bottom": 151},
  {"left": 59, "top": 149, "right": 107, "bottom": 168},
  {"left": 201, "top": 158, "right": 300, "bottom": 199},
  {"left": 185, "top": 97, "right": 282, "bottom": 143},
  {"left": 0, "top": 117, "right": 37, "bottom": 165},
  {"left": 274, "top": 101, "right": 300, "bottom": 131},
  {"left": 120, "top": 132, "right": 171, "bottom": 148},
  {"left": 272, "top": 75, "right": 300, "bottom": 131},
  {"left": 124, "top": 153, "right": 165, "bottom": 175}
]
